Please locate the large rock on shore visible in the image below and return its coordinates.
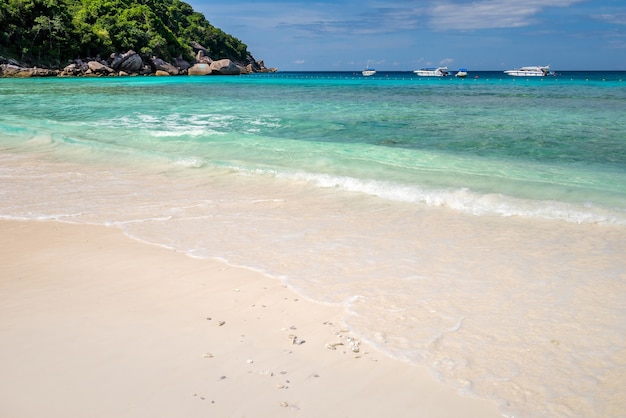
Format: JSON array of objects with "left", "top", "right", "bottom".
[
  {"left": 191, "top": 42, "right": 213, "bottom": 65},
  {"left": 87, "top": 60, "right": 115, "bottom": 75},
  {"left": 195, "top": 49, "right": 212, "bottom": 64},
  {"left": 0, "top": 63, "right": 57, "bottom": 77},
  {"left": 188, "top": 63, "right": 212, "bottom": 75},
  {"left": 61, "top": 62, "right": 83, "bottom": 76},
  {"left": 210, "top": 59, "right": 241, "bottom": 75},
  {"left": 245, "top": 59, "right": 277, "bottom": 73},
  {"left": 150, "top": 57, "right": 179, "bottom": 75},
  {"left": 110, "top": 50, "right": 144, "bottom": 73},
  {"left": 175, "top": 57, "right": 191, "bottom": 72}
]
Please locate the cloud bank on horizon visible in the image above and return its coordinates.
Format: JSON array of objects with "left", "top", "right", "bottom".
[{"left": 188, "top": 0, "right": 626, "bottom": 71}]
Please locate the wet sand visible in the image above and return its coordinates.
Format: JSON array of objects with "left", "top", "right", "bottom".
[{"left": 0, "top": 219, "right": 501, "bottom": 417}]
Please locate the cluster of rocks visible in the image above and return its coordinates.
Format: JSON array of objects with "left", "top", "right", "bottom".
[
  {"left": 0, "top": 43, "right": 276, "bottom": 78},
  {"left": 0, "top": 57, "right": 59, "bottom": 77}
]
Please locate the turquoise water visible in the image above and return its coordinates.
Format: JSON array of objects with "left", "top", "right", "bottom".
[
  {"left": 3, "top": 72, "right": 625, "bottom": 222},
  {"left": 1, "top": 72, "right": 625, "bottom": 417}
]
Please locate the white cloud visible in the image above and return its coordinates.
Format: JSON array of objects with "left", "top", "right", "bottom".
[
  {"left": 592, "top": 13, "right": 626, "bottom": 25},
  {"left": 428, "top": 0, "right": 584, "bottom": 31},
  {"left": 194, "top": 0, "right": 584, "bottom": 37}
]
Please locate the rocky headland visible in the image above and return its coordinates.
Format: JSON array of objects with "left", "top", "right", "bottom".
[{"left": 0, "top": 43, "right": 276, "bottom": 78}]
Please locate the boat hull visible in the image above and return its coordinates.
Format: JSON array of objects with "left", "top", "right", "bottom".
[
  {"left": 413, "top": 67, "right": 449, "bottom": 77},
  {"left": 504, "top": 66, "right": 551, "bottom": 77}
]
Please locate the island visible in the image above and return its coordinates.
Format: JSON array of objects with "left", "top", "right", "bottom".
[{"left": 0, "top": 0, "right": 277, "bottom": 77}]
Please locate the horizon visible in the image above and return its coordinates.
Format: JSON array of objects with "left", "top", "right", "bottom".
[
  {"left": 187, "top": 0, "right": 626, "bottom": 72},
  {"left": 247, "top": 69, "right": 624, "bottom": 72}
]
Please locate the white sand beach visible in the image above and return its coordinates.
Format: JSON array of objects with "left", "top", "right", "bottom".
[{"left": 0, "top": 219, "right": 502, "bottom": 417}]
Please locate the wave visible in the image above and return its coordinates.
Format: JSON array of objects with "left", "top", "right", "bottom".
[{"left": 270, "top": 170, "right": 626, "bottom": 225}]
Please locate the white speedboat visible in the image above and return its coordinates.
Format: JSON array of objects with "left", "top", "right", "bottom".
[
  {"left": 413, "top": 67, "right": 449, "bottom": 77},
  {"left": 455, "top": 68, "right": 468, "bottom": 78},
  {"left": 504, "top": 66, "right": 551, "bottom": 77},
  {"left": 362, "top": 67, "right": 376, "bottom": 76}
]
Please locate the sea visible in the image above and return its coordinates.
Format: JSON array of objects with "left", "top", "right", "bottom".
[{"left": 1, "top": 70, "right": 625, "bottom": 417}]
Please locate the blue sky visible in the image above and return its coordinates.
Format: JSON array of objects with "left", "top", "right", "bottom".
[{"left": 187, "top": 0, "right": 626, "bottom": 71}]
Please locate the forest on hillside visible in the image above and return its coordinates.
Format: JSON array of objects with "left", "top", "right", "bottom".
[{"left": 0, "top": 0, "right": 252, "bottom": 68}]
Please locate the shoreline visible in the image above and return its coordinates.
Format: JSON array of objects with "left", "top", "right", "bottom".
[{"left": 0, "top": 219, "right": 501, "bottom": 417}]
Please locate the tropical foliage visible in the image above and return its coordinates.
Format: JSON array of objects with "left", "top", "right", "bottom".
[{"left": 0, "top": 0, "right": 251, "bottom": 67}]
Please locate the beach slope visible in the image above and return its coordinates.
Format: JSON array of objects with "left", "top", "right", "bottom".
[{"left": 0, "top": 220, "right": 501, "bottom": 417}]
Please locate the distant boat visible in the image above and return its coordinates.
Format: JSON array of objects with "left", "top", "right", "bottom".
[
  {"left": 362, "top": 67, "right": 376, "bottom": 76},
  {"left": 413, "top": 67, "right": 449, "bottom": 77},
  {"left": 504, "top": 66, "right": 551, "bottom": 77},
  {"left": 455, "top": 68, "right": 468, "bottom": 78}
]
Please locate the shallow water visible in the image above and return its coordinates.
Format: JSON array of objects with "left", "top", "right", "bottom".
[{"left": 1, "top": 72, "right": 625, "bottom": 417}]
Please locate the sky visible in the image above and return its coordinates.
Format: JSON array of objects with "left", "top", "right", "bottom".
[{"left": 187, "top": 0, "right": 626, "bottom": 71}]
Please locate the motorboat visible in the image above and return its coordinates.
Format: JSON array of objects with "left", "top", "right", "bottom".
[
  {"left": 413, "top": 67, "right": 449, "bottom": 77},
  {"left": 504, "top": 66, "right": 551, "bottom": 77},
  {"left": 362, "top": 67, "right": 376, "bottom": 76},
  {"left": 455, "top": 68, "right": 468, "bottom": 78}
]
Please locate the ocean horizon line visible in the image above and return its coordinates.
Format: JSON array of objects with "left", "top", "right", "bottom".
[{"left": 255, "top": 69, "right": 626, "bottom": 73}]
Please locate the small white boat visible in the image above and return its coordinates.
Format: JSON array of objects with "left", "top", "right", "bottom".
[
  {"left": 413, "top": 67, "right": 449, "bottom": 77},
  {"left": 362, "top": 68, "right": 376, "bottom": 76},
  {"left": 455, "top": 68, "right": 468, "bottom": 78},
  {"left": 504, "top": 66, "right": 551, "bottom": 77}
]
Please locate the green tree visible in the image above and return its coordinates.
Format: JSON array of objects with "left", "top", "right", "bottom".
[
  {"left": 32, "top": 14, "right": 66, "bottom": 62},
  {"left": 0, "top": 0, "right": 256, "bottom": 68}
]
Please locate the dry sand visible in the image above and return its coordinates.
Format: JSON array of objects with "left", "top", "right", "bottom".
[{"left": 0, "top": 219, "right": 501, "bottom": 417}]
